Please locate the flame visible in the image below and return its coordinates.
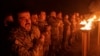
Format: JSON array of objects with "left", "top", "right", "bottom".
[
  {"left": 80, "top": 15, "right": 97, "bottom": 30},
  {"left": 80, "top": 20, "right": 87, "bottom": 25}
]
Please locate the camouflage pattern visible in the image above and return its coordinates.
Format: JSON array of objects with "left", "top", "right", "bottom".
[
  {"left": 42, "top": 25, "right": 51, "bottom": 56},
  {"left": 63, "top": 19, "right": 71, "bottom": 49},
  {"left": 49, "top": 17, "right": 60, "bottom": 45},
  {"left": 57, "top": 19, "right": 64, "bottom": 44},
  {"left": 8, "top": 26, "right": 43, "bottom": 56},
  {"left": 38, "top": 21, "right": 48, "bottom": 33},
  {"left": 69, "top": 18, "right": 78, "bottom": 46},
  {"left": 47, "top": 16, "right": 63, "bottom": 56},
  {"left": 70, "top": 18, "right": 77, "bottom": 33},
  {"left": 32, "top": 25, "right": 40, "bottom": 39}
]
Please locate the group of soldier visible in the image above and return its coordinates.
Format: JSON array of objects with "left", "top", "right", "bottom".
[{"left": 1, "top": 10, "right": 83, "bottom": 56}]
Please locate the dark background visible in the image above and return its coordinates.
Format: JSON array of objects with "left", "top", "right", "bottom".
[
  {"left": 0, "top": 0, "right": 93, "bottom": 15},
  {"left": 0, "top": 0, "right": 94, "bottom": 25}
]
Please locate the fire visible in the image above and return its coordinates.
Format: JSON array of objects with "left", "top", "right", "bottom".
[
  {"left": 80, "top": 15, "right": 97, "bottom": 30},
  {"left": 80, "top": 20, "right": 87, "bottom": 25}
]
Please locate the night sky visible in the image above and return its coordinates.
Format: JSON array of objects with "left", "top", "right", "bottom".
[{"left": 0, "top": 0, "right": 93, "bottom": 14}]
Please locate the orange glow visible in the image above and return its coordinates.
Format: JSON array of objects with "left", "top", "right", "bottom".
[
  {"left": 80, "top": 15, "right": 97, "bottom": 30},
  {"left": 97, "top": 18, "right": 100, "bottom": 21},
  {"left": 80, "top": 20, "right": 87, "bottom": 25}
]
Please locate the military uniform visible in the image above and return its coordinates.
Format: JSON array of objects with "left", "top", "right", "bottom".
[
  {"left": 63, "top": 19, "right": 71, "bottom": 49},
  {"left": 38, "top": 21, "right": 48, "bottom": 33},
  {"left": 57, "top": 19, "right": 64, "bottom": 44},
  {"left": 32, "top": 24, "right": 44, "bottom": 56},
  {"left": 32, "top": 24, "right": 40, "bottom": 39},
  {"left": 47, "top": 16, "right": 62, "bottom": 56},
  {"left": 69, "top": 18, "right": 77, "bottom": 46},
  {"left": 8, "top": 26, "right": 43, "bottom": 56},
  {"left": 42, "top": 26, "right": 51, "bottom": 56}
]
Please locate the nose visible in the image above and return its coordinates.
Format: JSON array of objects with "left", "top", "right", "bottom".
[{"left": 26, "top": 19, "right": 31, "bottom": 23}]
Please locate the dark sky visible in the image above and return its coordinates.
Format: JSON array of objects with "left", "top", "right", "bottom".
[{"left": 0, "top": 0, "right": 93, "bottom": 14}]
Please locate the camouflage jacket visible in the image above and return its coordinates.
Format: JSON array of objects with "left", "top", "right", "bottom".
[
  {"left": 48, "top": 17, "right": 63, "bottom": 45},
  {"left": 38, "top": 21, "right": 48, "bottom": 33},
  {"left": 8, "top": 27, "right": 43, "bottom": 56}
]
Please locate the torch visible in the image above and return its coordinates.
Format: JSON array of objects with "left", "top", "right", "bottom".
[
  {"left": 97, "top": 18, "right": 100, "bottom": 56},
  {"left": 81, "top": 30, "right": 90, "bottom": 56},
  {"left": 80, "top": 15, "right": 96, "bottom": 56},
  {"left": 97, "top": 18, "right": 100, "bottom": 46},
  {"left": 80, "top": 21, "right": 91, "bottom": 56}
]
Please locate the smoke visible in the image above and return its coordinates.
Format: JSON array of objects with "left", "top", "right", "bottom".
[{"left": 89, "top": 0, "right": 100, "bottom": 14}]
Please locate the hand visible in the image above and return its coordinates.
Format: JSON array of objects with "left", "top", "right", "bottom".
[{"left": 40, "top": 34, "right": 45, "bottom": 43}]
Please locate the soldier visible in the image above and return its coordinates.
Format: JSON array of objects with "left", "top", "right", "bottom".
[
  {"left": 3, "top": 14, "right": 14, "bottom": 35},
  {"left": 63, "top": 14, "right": 71, "bottom": 49},
  {"left": 31, "top": 13, "right": 40, "bottom": 40},
  {"left": 56, "top": 12, "right": 64, "bottom": 49},
  {"left": 8, "top": 10, "right": 44, "bottom": 56},
  {"left": 74, "top": 12, "right": 81, "bottom": 41},
  {"left": 3, "top": 14, "right": 14, "bottom": 27},
  {"left": 54, "top": 12, "right": 64, "bottom": 56},
  {"left": 74, "top": 12, "right": 81, "bottom": 31},
  {"left": 31, "top": 13, "right": 44, "bottom": 56},
  {"left": 48, "top": 11, "right": 62, "bottom": 56},
  {"left": 69, "top": 14, "right": 77, "bottom": 46},
  {"left": 42, "top": 25, "right": 51, "bottom": 56},
  {"left": 31, "top": 13, "right": 38, "bottom": 26},
  {"left": 1, "top": 14, "right": 14, "bottom": 56},
  {"left": 47, "top": 11, "right": 57, "bottom": 25},
  {"left": 56, "top": 12, "right": 64, "bottom": 41},
  {"left": 38, "top": 11, "right": 48, "bottom": 33}
]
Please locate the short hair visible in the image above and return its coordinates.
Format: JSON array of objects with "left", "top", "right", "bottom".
[
  {"left": 12, "top": 9, "right": 30, "bottom": 27},
  {"left": 4, "top": 13, "right": 13, "bottom": 20}
]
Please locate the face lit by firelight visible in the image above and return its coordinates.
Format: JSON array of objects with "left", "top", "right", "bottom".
[{"left": 18, "top": 11, "right": 31, "bottom": 31}]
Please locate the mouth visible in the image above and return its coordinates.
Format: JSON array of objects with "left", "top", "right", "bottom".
[
  {"left": 25, "top": 23, "right": 31, "bottom": 27},
  {"left": 25, "top": 23, "right": 31, "bottom": 26},
  {"left": 25, "top": 24, "right": 31, "bottom": 31}
]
